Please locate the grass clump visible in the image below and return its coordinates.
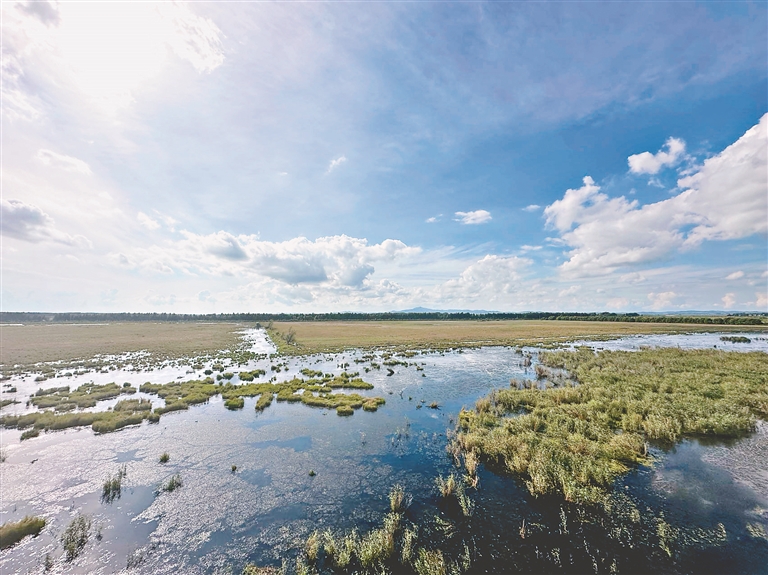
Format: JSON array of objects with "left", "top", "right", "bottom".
[
  {"left": 721, "top": 336, "right": 751, "bottom": 343},
  {"left": 224, "top": 397, "right": 245, "bottom": 410},
  {"left": 455, "top": 348, "right": 768, "bottom": 504},
  {"left": 162, "top": 473, "right": 183, "bottom": 492},
  {"left": 102, "top": 465, "right": 127, "bottom": 503},
  {"left": 31, "top": 382, "right": 135, "bottom": 410},
  {"left": 159, "top": 452, "right": 170, "bottom": 463},
  {"left": 337, "top": 405, "right": 354, "bottom": 416},
  {"left": 0, "top": 516, "right": 46, "bottom": 549},
  {"left": 62, "top": 514, "right": 91, "bottom": 561}
]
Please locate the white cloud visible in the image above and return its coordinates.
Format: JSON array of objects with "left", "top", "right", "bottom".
[
  {"left": 454, "top": 210, "right": 492, "bottom": 225},
  {"left": 726, "top": 271, "right": 744, "bottom": 280},
  {"left": 426, "top": 215, "right": 442, "bottom": 223},
  {"left": 441, "top": 255, "right": 531, "bottom": 299},
  {"left": 606, "top": 297, "right": 629, "bottom": 309},
  {"left": 544, "top": 115, "right": 768, "bottom": 277},
  {"left": 523, "top": 204, "right": 541, "bottom": 212},
  {"left": 1, "top": 198, "right": 90, "bottom": 246},
  {"left": 36, "top": 149, "right": 92, "bottom": 175},
  {"left": 558, "top": 285, "right": 581, "bottom": 297},
  {"left": 628, "top": 137, "right": 686, "bottom": 175},
  {"left": 326, "top": 155, "right": 347, "bottom": 174},
  {"left": 757, "top": 292, "right": 768, "bottom": 308},
  {"left": 137, "top": 212, "right": 161, "bottom": 230},
  {"left": 114, "top": 233, "right": 420, "bottom": 288},
  {"left": 648, "top": 291, "right": 677, "bottom": 310},
  {"left": 722, "top": 292, "right": 736, "bottom": 308},
  {"left": 520, "top": 245, "right": 542, "bottom": 252},
  {"left": 620, "top": 272, "right": 647, "bottom": 284}
]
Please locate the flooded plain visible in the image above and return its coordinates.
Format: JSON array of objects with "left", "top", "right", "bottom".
[{"left": 1, "top": 330, "right": 767, "bottom": 574}]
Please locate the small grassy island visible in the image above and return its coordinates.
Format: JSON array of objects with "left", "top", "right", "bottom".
[{"left": 454, "top": 348, "right": 768, "bottom": 504}]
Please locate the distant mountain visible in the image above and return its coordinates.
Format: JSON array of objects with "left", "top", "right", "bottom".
[{"left": 395, "top": 307, "right": 499, "bottom": 314}]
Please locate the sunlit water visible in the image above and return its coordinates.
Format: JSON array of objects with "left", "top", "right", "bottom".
[{"left": 1, "top": 330, "right": 767, "bottom": 574}]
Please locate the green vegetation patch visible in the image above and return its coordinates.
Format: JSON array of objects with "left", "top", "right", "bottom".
[
  {"left": 62, "top": 514, "right": 91, "bottom": 561},
  {"left": 0, "top": 516, "right": 46, "bottom": 549},
  {"left": 30, "top": 382, "right": 136, "bottom": 410},
  {"left": 455, "top": 348, "right": 768, "bottom": 504}
]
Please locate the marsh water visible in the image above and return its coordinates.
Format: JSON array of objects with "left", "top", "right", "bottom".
[{"left": 1, "top": 331, "right": 767, "bottom": 574}]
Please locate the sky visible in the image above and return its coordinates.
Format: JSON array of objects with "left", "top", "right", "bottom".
[{"left": 2, "top": 0, "right": 767, "bottom": 313}]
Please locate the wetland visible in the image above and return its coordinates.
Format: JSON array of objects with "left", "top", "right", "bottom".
[{"left": 1, "top": 321, "right": 767, "bottom": 574}]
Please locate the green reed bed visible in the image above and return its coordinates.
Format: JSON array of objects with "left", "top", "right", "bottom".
[
  {"left": 1, "top": 371, "right": 386, "bottom": 439},
  {"left": 455, "top": 348, "right": 768, "bottom": 504},
  {"left": 292, "top": 485, "right": 471, "bottom": 575},
  {"left": 0, "top": 516, "right": 46, "bottom": 549},
  {"left": 30, "top": 382, "right": 136, "bottom": 410}
]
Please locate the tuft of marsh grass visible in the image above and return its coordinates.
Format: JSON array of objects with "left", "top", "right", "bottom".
[
  {"left": 102, "top": 465, "right": 127, "bottom": 503},
  {"left": 224, "top": 397, "right": 245, "bottom": 410},
  {"left": 62, "top": 514, "right": 91, "bottom": 561},
  {"left": 413, "top": 548, "right": 447, "bottom": 575},
  {"left": 389, "top": 484, "right": 411, "bottom": 513},
  {"left": 436, "top": 474, "right": 457, "bottom": 498},
  {"left": 0, "top": 516, "right": 46, "bottom": 549},
  {"left": 159, "top": 452, "right": 170, "bottom": 463},
  {"left": 336, "top": 405, "right": 354, "bottom": 416},
  {"left": 305, "top": 530, "right": 320, "bottom": 562},
  {"left": 162, "top": 474, "right": 183, "bottom": 492}
]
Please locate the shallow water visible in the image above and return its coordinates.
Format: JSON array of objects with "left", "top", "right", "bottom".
[{"left": 1, "top": 331, "right": 767, "bottom": 574}]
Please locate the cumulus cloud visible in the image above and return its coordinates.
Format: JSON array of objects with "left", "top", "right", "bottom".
[
  {"left": 648, "top": 291, "right": 677, "bottom": 310},
  {"left": 426, "top": 215, "right": 442, "bottom": 223},
  {"left": 522, "top": 204, "right": 541, "bottom": 212},
  {"left": 441, "top": 255, "right": 531, "bottom": 299},
  {"left": 326, "top": 155, "right": 347, "bottom": 174},
  {"left": 113, "top": 233, "right": 420, "bottom": 288},
  {"left": 454, "top": 210, "right": 492, "bottom": 225},
  {"left": 1, "top": 198, "right": 89, "bottom": 246},
  {"left": 757, "top": 292, "right": 768, "bottom": 309},
  {"left": 544, "top": 115, "right": 768, "bottom": 277},
  {"left": 726, "top": 271, "right": 745, "bottom": 280},
  {"left": 628, "top": 137, "right": 686, "bottom": 175},
  {"left": 722, "top": 292, "right": 736, "bottom": 308},
  {"left": 137, "top": 212, "right": 161, "bottom": 230},
  {"left": 36, "top": 149, "right": 92, "bottom": 174}
]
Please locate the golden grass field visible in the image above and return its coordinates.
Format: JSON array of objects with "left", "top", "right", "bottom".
[
  {"left": 2, "top": 320, "right": 765, "bottom": 367},
  {"left": 269, "top": 320, "right": 768, "bottom": 355},
  {"left": 0, "top": 322, "right": 250, "bottom": 367}
]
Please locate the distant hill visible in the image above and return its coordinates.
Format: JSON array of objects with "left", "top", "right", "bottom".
[{"left": 395, "top": 307, "right": 498, "bottom": 314}]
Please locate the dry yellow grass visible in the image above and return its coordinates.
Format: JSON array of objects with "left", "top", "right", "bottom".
[
  {"left": 0, "top": 322, "right": 251, "bottom": 366},
  {"left": 270, "top": 320, "right": 766, "bottom": 354}
]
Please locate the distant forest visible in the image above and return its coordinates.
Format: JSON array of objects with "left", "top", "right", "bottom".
[{"left": 1, "top": 311, "right": 765, "bottom": 325}]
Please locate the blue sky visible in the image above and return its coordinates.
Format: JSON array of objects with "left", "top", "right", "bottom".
[{"left": 2, "top": 0, "right": 766, "bottom": 312}]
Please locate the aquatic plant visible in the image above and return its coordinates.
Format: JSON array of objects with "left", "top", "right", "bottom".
[
  {"left": 389, "top": 484, "right": 410, "bottom": 513},
  {"left": 721, "top": 336, "right": 751, "bottom": 343},
  {"left": 225, "top": 397, "right": 245, "bottom": 410},
  {"left": 0, "top": 516, "right": 46, "bottom": 549},
  {"left": 436, "top": 474, "right": 457, "bottom": 498},
  {"left": 455, "top": 348, "right": 768, "bottom": 504},
  {"left": 62, "top": 514, "right": 91, "bottom": 561},
  {"left": 413, "top": 548, "right": 447, "bottom": 575},
  {"left": 102, "top": 465, "right": 127, "bottom": 503},
  {"left": 162, "top": 474, "right": 183, "bottom": 492},
  {"left": 336, "top": 405, "right": 354, "bottom": 416},
  {"left": 305, "top": 530, "right": 320, "bottom": 562},
  {"left": 159, "top": 452, "right": 170, "bottom": 463}
]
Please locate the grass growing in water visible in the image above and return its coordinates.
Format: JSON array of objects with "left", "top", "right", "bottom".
[
  {"left": 62, "top": 514, "right": 91, "bottom": 561},
  {"left": 162, "top": 474, "right": 183, "bottom": 492},
  {"left": 455, "top": 348, "right": 768, "bottom": 504},
  {"left": 159, "top": 452, "right": 170, "bottom": 463},
  {"left": 0, "top": 516, "right": 46, "bottom": 549},
  {"left": 102, "top": 465, "right": 127, "bottom": 503}
]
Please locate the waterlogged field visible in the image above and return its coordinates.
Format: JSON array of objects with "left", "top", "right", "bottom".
[{"left": 0, "top": 324, "right": 767, "bottom": 574}]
